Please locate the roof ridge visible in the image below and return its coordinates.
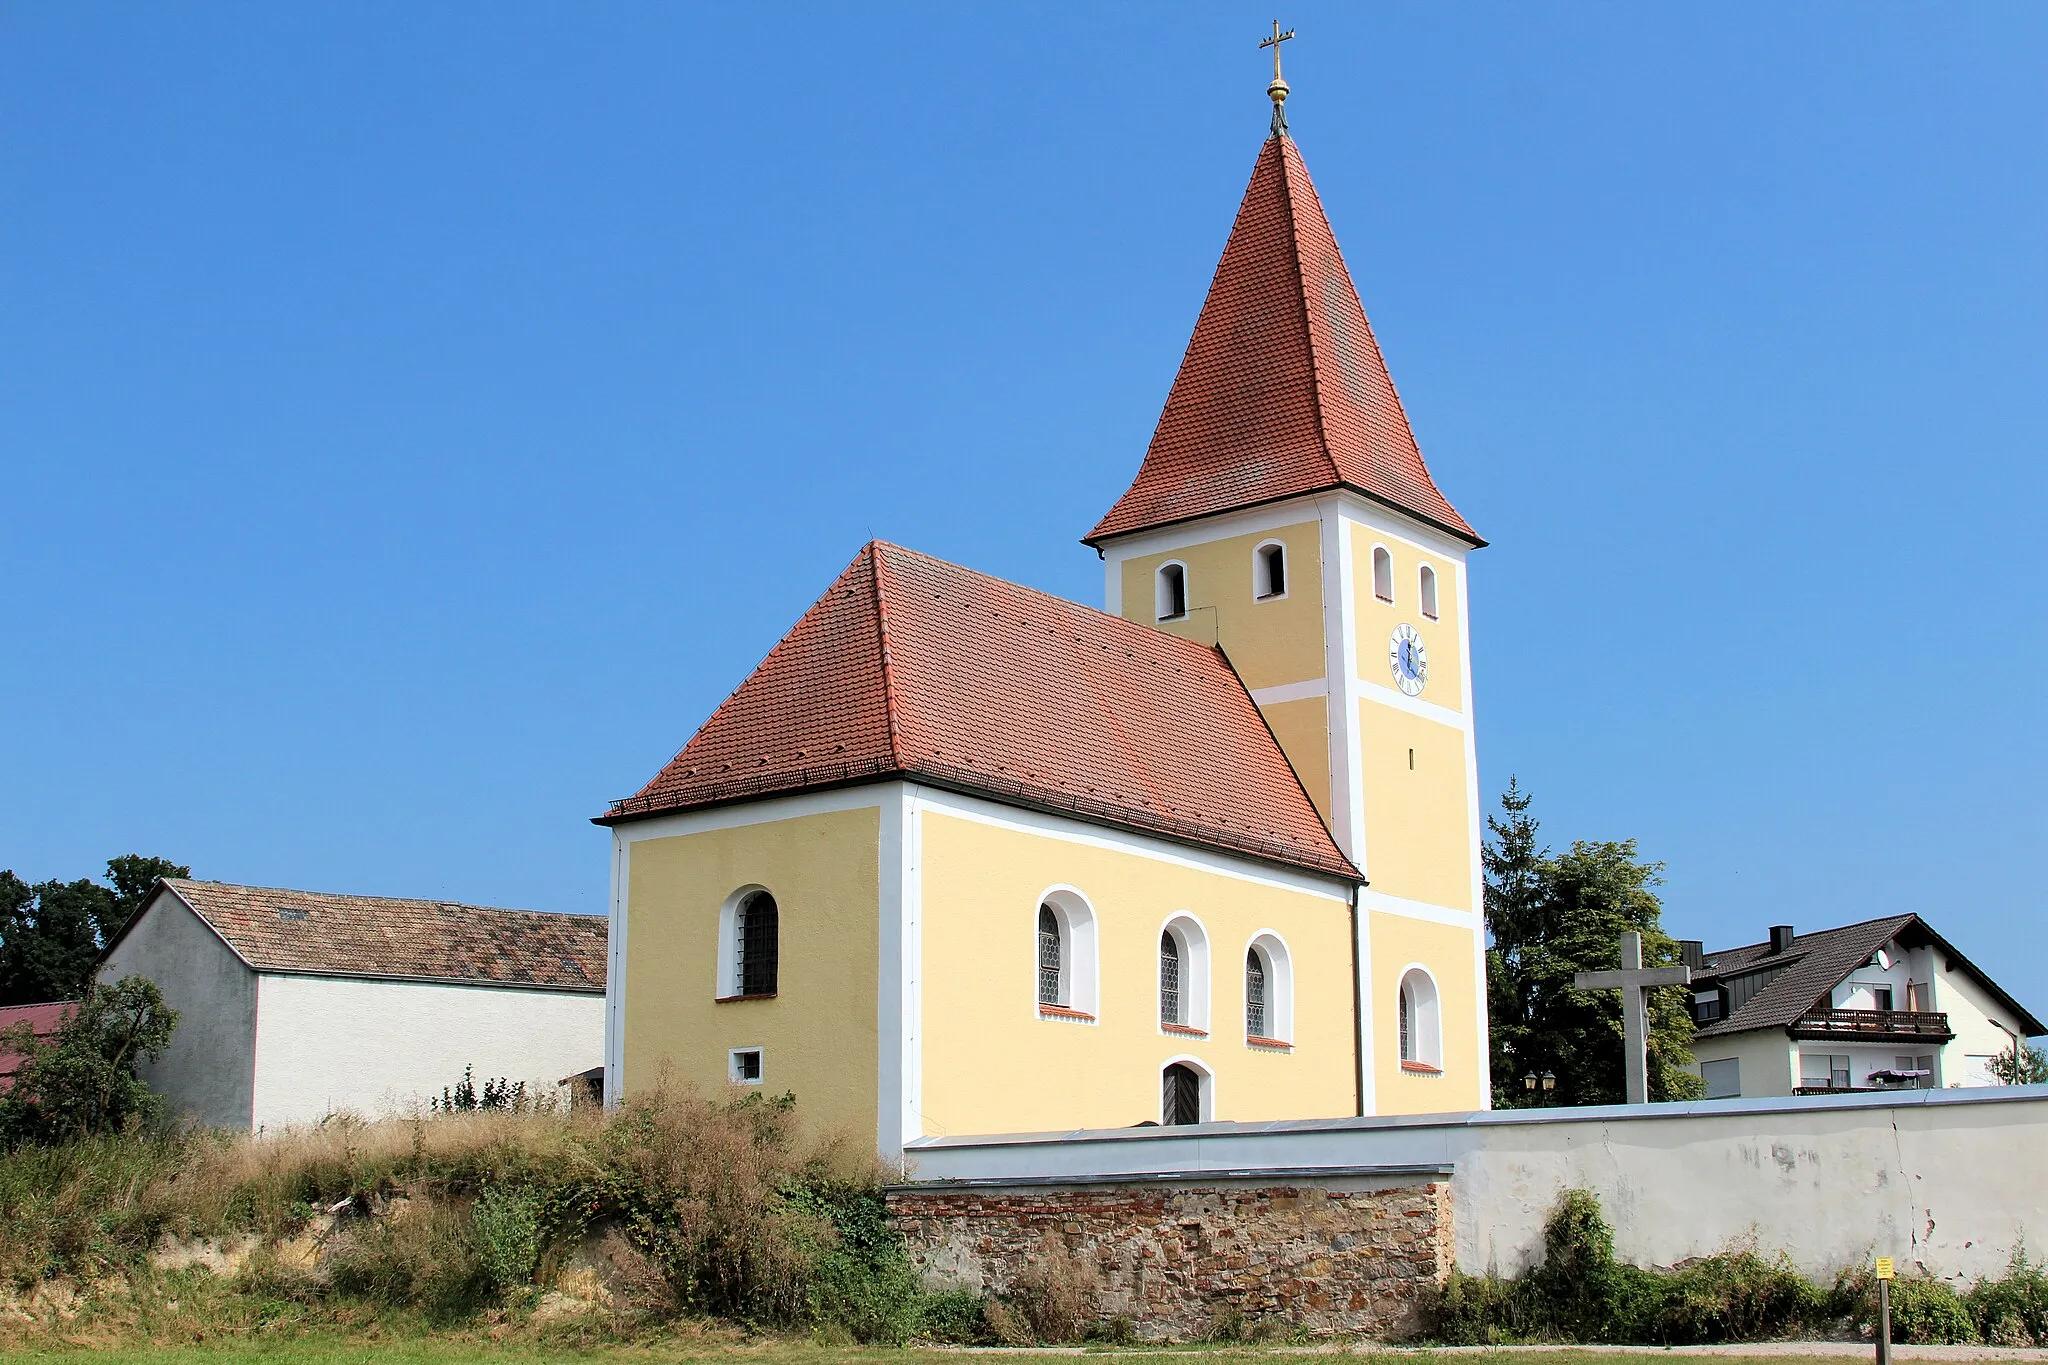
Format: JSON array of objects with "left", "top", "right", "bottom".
[
  {"left": 167, "top": 878, "right": 598, "bottom": 922},
  {"left": 868, "top": 541, "right": 909, "bottom": 770}
]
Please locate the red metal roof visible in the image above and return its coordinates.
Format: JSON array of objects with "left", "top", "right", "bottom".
[
  {"left": 1088, "top": 134, "right": 1479, "bottom": 547},
  {"left": 0, "top": 1001, "right": 74, "bottom": 1083},
  {"left": 600, "top": 542, "right": 1357, "bottom": 882}
]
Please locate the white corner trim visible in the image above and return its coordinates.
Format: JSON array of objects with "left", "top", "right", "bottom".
[
  {"left": 1098, "top": 497, "right": 1327, "bottom": 562},
  {"left": 1354, "top": 886, "right": 1376, "bottom": 1114},
  {"left": 878, "top": 786, "right": 919, "bottom": 1157},
  {"left": 1455, "top": 556, "right": 1492, "bottom": 1103},
  {"left": 1356, "top": 677, "right": 1472, "bottom": 731},
  {"left": 604, "top": 831, "right": 628, "bottom": 1106},
  {"left": 1361, "top": 888, "right": 1481, "bottom": 929},
  {"left": 609, "top": 784, "right": 889, "bottom": 845},
  {"left": 1250, "top": 678, "right": 1329, "bottom": 707},
  {"left": 1320, "top": 497, "right": 1366, "bottom": 867}
]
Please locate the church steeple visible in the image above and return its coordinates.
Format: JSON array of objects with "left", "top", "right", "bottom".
[{"left": 1086, "top": 123, "right": 1480, "bottom": 549}]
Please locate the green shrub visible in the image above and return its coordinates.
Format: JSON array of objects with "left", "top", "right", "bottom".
[
  {"left": 1967, "top": 1244, "right": 2048, "bottom": 1346},
  {"left": 471, "top": 1185, "right": 544, "bottom": 1292},
  {"left": 917, "top": 1289, "right": 994, "bottom": 1343},
  {"left": 1890, "top": 1276, "right": 1979, "bottom": 1344},
  {"left": 325, "top": 1195, "right": 493, "bottom": 1321}
]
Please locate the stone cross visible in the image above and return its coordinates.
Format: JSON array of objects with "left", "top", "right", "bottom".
[{"left": 1574, "top": 930, "right": 1691, "bottom": 1105}]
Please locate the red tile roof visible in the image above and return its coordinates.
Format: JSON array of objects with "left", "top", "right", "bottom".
[
  {"left": 1088, "top": 133, "right": 1480, "bottom": 548},
  {"left": 148, "top": 880, "right": 607, "bottom": 991},
  {"left": 599, "top": 542, "right": 1357, "bottom": 882},
  {"left": 0, "top": 1002, "right": 74, "bottom": 1084}
]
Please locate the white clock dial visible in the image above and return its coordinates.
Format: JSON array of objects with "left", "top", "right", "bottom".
[{"left": 1388, "top": 623, "right": 1429, "bottom": 697}]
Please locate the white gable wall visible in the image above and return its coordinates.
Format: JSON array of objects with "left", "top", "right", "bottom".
[
  {"left": 1930, "top": 957, "right": 2029, "bottom": 1087},
  {"left": 99, "top": 888, "right": 258, "bottom": 1129},
  {"left": 250, "top": 974, "right": 603, "bottom": 1130}
]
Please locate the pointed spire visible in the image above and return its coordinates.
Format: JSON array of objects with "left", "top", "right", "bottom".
[{"left": 1087, "top": 128, "right": 1481, "bottom": 548}]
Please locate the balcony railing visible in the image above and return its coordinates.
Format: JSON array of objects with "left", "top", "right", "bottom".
[{"left": 1790, "top": 1008, "right": 1953, "bottom": 1040}]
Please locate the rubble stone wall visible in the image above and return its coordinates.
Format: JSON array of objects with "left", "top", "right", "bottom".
[{"left": 887, "top": 1175, "right": 1453, "bottom": 1340}]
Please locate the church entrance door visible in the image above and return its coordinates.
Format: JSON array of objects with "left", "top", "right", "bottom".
[{"left": 1162, "top": 1063, "right": 1202, "bottom": 1125}]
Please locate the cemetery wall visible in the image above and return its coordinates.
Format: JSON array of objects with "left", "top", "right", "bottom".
[{"left": 901, "top": 1086, "right": 2048, "bottom": 1286}]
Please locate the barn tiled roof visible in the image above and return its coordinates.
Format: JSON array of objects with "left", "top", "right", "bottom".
[
  {"left": 1693, "top": 914, "right": 2046, "bottom": 1039},
  {"left": 1088, "top": 132, "right": 1479, "bottom": 548},
  {"left": 153, "top": 879, "right": 607, "bottom": 991},
  {"left": 598, "top": 541, "right": 1357, "bottom": 882}
]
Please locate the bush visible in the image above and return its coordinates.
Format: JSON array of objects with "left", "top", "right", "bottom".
[
  {"left": 325, "top": 1192, "right": 493, "bottom": 1320},
  {"left": 1967, "top": 1243, "right": 2048, "bottom": 1346},
  {"left": 916, "top": 1289, "right": 993, "bottom": 1343},
  {"left": 471, "top": 1185, "right": 544, "bottom": 1292},
  {"left": 1005, "top": 1233, "right": 1098, "bottom": 1343},
  {"left": 0, "top": 977, "right": 178, "bottom": 1147}
]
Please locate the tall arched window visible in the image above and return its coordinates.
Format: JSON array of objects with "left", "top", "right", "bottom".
[
  {"left": 1372, "top": 545, "right": 1394, "bottom": 603},
  {"left": 1159, "top": 932, "right": 1182, "bottom": 1025},
  {"left": 1244, "top": 949, "right": 1267, "bottom": 1037},
  {"left": 1398, "top": 966, "right": 1442, "bottom": 1071},
  {"left": 1419, "top": 564, "right": 1439, "bottom": 620},
  {"left": 1254, "top": 541, "right": 1287, "bottom": 599},
  {"left": 1156, "top": 562, "right": 1188, "bottom": 620},
  {"left": 1037, "top": 905, "right": 1063, "bottom": 1006},
  {"left": 735, "top": 891, "right": 779, "bottom": 997},
  {"left": 1245, "top": 932, "right": 1294, "bottom": 1044}
]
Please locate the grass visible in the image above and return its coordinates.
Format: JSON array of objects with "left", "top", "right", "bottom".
[{"left": 10, "top": 1347, "right": 2048, "bottom": 1365}]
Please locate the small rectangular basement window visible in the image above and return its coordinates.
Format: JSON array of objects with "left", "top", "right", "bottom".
[{"left": 729, "top": 1048, "right": 764, "bottom": 1085}]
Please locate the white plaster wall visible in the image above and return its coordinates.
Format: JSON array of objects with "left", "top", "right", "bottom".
[
  {"left": 1930, "top": 961, "right": 2028, "bottom": 1087},
  {"left": 99, "top": 889, "right": 257, "bottom": 1128},
  {"left": 1687, "top": 1028, "right": 1797, "bottom": 1098},
  {"left": 904, "top": 1087, "right": 2048, "bottom": 1284},
  {"left": 250, "top": 974, "right": 604, "bottom": 1130}
]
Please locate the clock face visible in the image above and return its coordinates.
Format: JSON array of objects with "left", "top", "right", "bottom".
[{"left": 1389, "top": 623, "right": 1429, "bottom": 696}]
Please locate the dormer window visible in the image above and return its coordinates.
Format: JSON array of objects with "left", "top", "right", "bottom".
[
  {"left": 1419, "top": 564, "right": 1439, "bottom": 620},
  {"left": 1372, "top": 546, "right": 1393, "bottom": 603},
  {"left": 1254, "top": 542, "right": 1287, "bottom": 600},
  {"left": 1156, "top": 562, "right": 1188, "bottom": 620}
]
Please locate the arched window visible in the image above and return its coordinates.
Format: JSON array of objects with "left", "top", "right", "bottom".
[
  {"left": 1161, "top": 1060, "right": 1208, "bottom": 1125},
  {"left": 1398, "top": 966, "right": 1442, "bottom": 1071},
  {"left": 735, "top": 890, "right": 779, "bottom": 997},
  {"left": 1157, "top": 914, "right": 1210, "bottom": 1032},
  {"left": 1156, "top": 562, "right": 1188, "bottom": 620},
  {"left": 1245, "top": 932, "right": 1294, "bottom": 1044},
  {"left": 1419, "top": 564, "right": 1439, "bottom": 620},
  {"left": 1034, "top": 889, "right": 1099, "bottom": 1019},
  {"left": 1254, "top": 541, "right": 1287, "bottom": 600},
  {"left": 1372, "top": 545, "right": 1394, "bottom": 603},
  {"left": 1037, "top": 905, "right": 1063, "bottom": 1006}
]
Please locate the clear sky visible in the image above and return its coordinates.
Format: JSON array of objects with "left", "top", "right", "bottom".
[{"left": 4, "top": 6, "right": 2044, "bottom": 1018}]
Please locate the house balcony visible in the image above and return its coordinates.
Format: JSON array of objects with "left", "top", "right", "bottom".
[{"left": 1788, "top": 1008, "right": 1954, "bottom": 1043}]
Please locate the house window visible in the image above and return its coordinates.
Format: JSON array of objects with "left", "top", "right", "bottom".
[
  {"left": 1037, "top": 905, "right": 1063, "bottom": 1006},
  {"left": 1800, "top": 1052, "right": 1851, "bottom": 1090},
  {"left": 728, "top": 1047, "right": 763, "bottom": 1085},
  {"left": 1156, "top": 562, "right": 1188, "bottom": 620},
  {"left": 1245, "top": 949, "right": 1266, "bottom": 1037},
  {"left": 1871, "top": 986, "right": 1894, "bottom": 1012},
  {"left": 1159, "top": 932, "right": 1182, "bottom": 1025},
  {"left": 1419, "top": 564, "right": 1439, "bottom": 620},
  {"left": 1372, "top": 545, "right": 1393, "bottom": 603},
  {"left": 1693, "top": 989, "right": 1724, "bottom": 1024},
  {"left": 1700, "top": 1058, "right": 1741, "bottom": 1099},
  {"left": 1161, "top": 1061, "right": 1205, "bottom": 1125},
  {"left": 1398, "top": 967, "right": 1442, "bottom": 1070},
  {"left": 1255, "top": 542, "right": 1287, "bottom": 599},
  {"left": 734, "top": 891, "right": 779, "bottom": 997}
]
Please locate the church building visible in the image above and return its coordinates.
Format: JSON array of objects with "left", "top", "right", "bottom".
[{"left": 599, "top": 70, "right": 1490, "bottom": 1156}]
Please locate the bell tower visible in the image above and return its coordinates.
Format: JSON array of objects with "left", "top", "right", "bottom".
[{"left": 1086, "top": 59, "right": 1491, "bottom": 1114}]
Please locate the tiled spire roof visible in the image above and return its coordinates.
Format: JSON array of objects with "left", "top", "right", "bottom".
[
  {"left": 1088, "top": 133, "right": 1480, "bottom": 547},
  {"left": 599, "top": 542, "right": 1357, "bottom": 882}
]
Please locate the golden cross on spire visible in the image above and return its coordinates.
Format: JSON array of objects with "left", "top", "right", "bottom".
[{"left": 1259, "top": 20, "right": 1297, "bottom": 137}]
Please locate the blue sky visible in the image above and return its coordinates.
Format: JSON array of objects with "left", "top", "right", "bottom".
[{"left": 4, "top": 6, "right": 2044, "bottom": 1018}]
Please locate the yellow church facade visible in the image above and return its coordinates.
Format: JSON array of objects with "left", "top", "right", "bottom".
[{"left": 601, "top": 97, "right": 1491, "bottom": 1155}]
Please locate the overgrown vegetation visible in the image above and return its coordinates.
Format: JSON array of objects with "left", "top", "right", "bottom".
[
  {"left": 0, "top": 1082, "right": 990, "bottom": 1346},
  {"left": 0, "top": 975, "right": 178, "bottom": 1145},
  {"left": 1429, "top": 1187, "right": 2048, "bottom": 1347}
]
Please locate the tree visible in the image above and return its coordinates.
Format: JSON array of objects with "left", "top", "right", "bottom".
[
  {"left": 1988, "top": 1039, "right": 2048, "bottom": 1086},
  {"left": 0, "top": 855, "right": 188, "bottom": 1006},
  {"left": 0, "top": 975, "right": 179, "bottom": 1144},
  {"left": 1484, "top": 781, "right": 1702, "bottom": 1108}
]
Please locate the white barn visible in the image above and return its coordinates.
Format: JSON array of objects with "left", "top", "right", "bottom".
[{"left": 101, "top": 878, "right": 606, "bottom": 1130}]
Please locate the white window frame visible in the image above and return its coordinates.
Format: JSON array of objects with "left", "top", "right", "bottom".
[
  {"left": 715, "top": 884, "right": 774, "bottom": 999},
  {"left": 1160, "top": 1054, "right": 1215, "bottom": 1124},
  {"left": 1034, "top": 886, "right": 1099, "bottom": 1021},
  {"left": 1398, "top": 964, "right": 1443, "bottom": 1070},
  {"left": 1245, "top": 930, "right": 1295, "bottom": 1045},
  {"left": 1253, "top": 539, "right": 1289, "bottom": 601},
  {"left": 1371, "top": 544, "right": 1394, "bottom": 604},
  {"left": 1157, "top": 912, "right": 1211, "bottom": 1034},
  {"left": 1418, "top": 563, "right": 1439, "bottom": 620},
  {"left": 728, "top": 1046, "right": 765, "bottom": 1086},
  {"left": 1156, "top": 561, "right": 1190, "bottom": 620}
]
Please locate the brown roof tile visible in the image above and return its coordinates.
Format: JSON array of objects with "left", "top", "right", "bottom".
[
  {"left": 1088, "top": 134, "right": 1479, "bottom": 548},
  {"left": 157, "top": 880, "right": 607, "bottom": 991},
  {"left": 599, "top": 542, "right": 1357, "bottom": 882}
]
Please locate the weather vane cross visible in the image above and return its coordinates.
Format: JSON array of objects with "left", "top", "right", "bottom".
[{"left": 1260, "top": 21, "right": 1297, "bottom": 138}]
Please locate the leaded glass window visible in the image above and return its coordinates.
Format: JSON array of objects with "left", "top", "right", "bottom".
[
  {"left": 1245, "top": 948, "right": 1267, "bottom": 1037},
  {"left": 1036, "top": 905, "right": 1062, "bottom": 1006},
  {"left": 1399, "top": 983, "right": 1413, "bottom": 1061},
  {"left": 736, "top": 891, "right": 779, "bottom": 997},
  {"left": 1159, "top": 931, "right": 1182, "bottom": 1025}
]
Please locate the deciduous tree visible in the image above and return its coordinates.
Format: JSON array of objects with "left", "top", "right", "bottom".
[{"left": 0, "top": 856, "right": 189, "bottom": 1005}]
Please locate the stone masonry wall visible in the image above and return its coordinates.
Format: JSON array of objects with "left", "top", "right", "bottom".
[{"left": 888, "top": 1177, "right": 1454, "bottom": 1341}]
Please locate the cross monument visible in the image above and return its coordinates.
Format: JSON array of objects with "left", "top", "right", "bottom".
[{"left": 1574, "top": 930, "right": 1691, "bottom": 1105}]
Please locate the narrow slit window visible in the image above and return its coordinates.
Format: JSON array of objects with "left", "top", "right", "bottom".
[
  {"left": 1372, "top": 546, "right": 1394, "bottom": 603},
  {"left": 735, "top": 891, "right": 779, "bottom": 996},
  {"left": 1255, "top": 543, "right": 1286, "bottom": 599},
  {"left": 1245, "top": 948, "right": 1267, "bottom": 1038},
  {"left": 1419, "top": 564, "right": 1439, "bottom": 620},
  {"left": 1036, "top": 904, "right": 1063, "bottom": 1006},
  {"left": 1157, "top": 563, "right": 1188, "bottom": 620},
  {"left": 1159, "top": 931, "right": 1182, "bottom": 1025}
]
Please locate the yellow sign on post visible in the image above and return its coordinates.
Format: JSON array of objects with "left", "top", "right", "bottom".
[{"left": 1876, "top": 1257, "right": 1896, "bottom": 1280}]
